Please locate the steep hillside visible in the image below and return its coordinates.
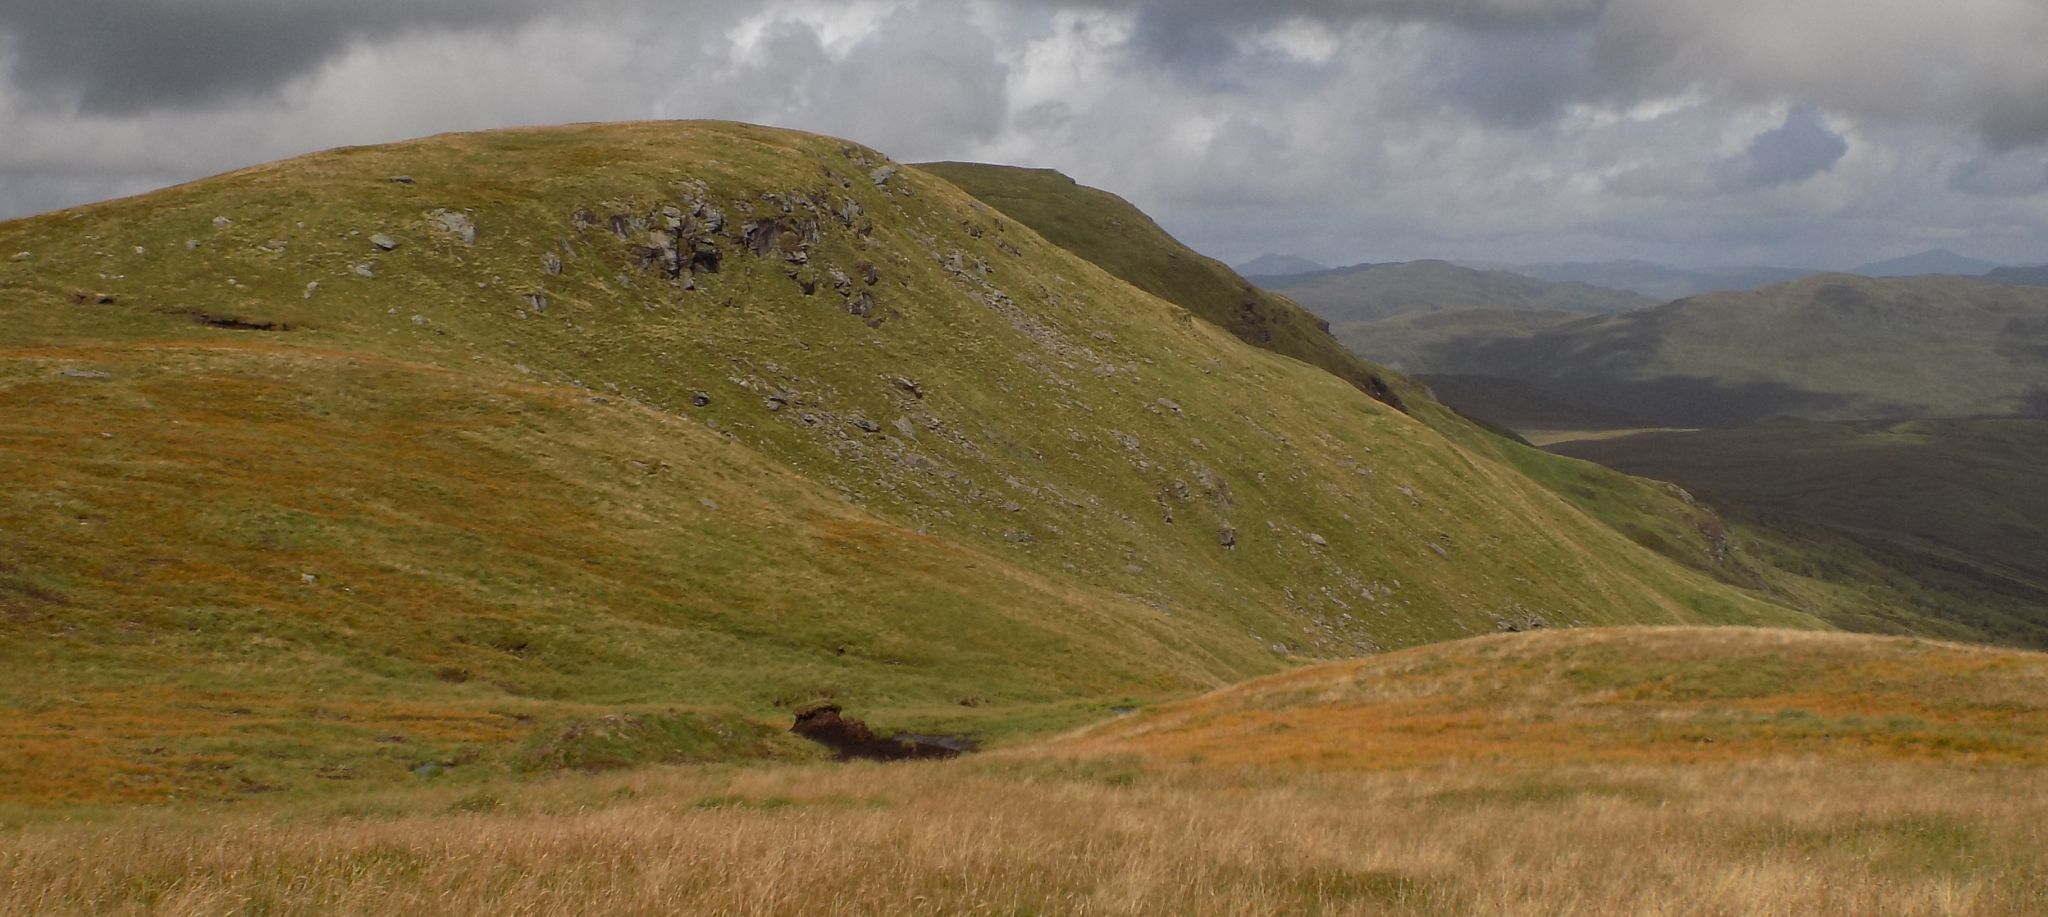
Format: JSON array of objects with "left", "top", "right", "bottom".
[
  {"left": 1261, "top": 260, "right": 1652, "bottom": 323},
  {"left": 1554, "top": 419, "right": 2048, "bottom": 590},
  {"left": 912, "top": 162, "right": 1406, "bottom": 407},
  {"left": 1368, "top": 273, "right": 2048, "bottom": 426},
  {"left": 923, "top": 159, "right": 2048, "bottom": 654},
  {"left": 0, "top": 122, "right": 1841, "bottom": 803}
]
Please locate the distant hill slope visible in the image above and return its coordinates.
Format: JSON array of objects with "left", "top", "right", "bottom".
[
  {"left": 1854, "top": 249, "right": 2000, "bottom": 277},
  {"left": 1259, "top": 259, "right": 1653, "bottom": 323},
  {"left": 914, "top": 162, "right": 1408, "bottom": 408},
  {"left": 1237, "top": 253, "right": 1324, "bottom": 277},
  {"left": 1332, "top": 307, "right": 1588, "bottom": 372},
  {"left": 2, "top": 122, "right": 1874, "bottom": 804},
  {"left": 1553, "top": 419, "right": 2048, "bottom": 592},
  {"left": 1360, "top": 274, "right": 2048, "bottom": 426},
  {"left": 1987, "top": 264, "right": 2048, "bottom": 287},
  {"left": 1513, "top": 260, "right": 1816, "bottom": 300}
]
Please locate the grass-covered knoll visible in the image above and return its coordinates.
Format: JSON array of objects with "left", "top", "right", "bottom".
[
  {"left": 0, "top": 122, "right": 1846, "bottom": 804},
  {"left": 1262, "top": 259, "right": 1653, "bottom": 324},
  {"left": 1060, "top": 627, "right": 2048, "bottom": 769},
  {"left": 1352, "top": 273, "right": 2048, "bottom": 426},
  {"left": 11, "top": 628, "right": 2048, "bottom": 915},
  {"left": 1554, "top": 419, "right": 2048, "bottom": 591}
]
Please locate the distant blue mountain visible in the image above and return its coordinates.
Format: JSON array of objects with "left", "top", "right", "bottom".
[{"left": 1852, "top": 249, "right": 2001, "bottom": 277}]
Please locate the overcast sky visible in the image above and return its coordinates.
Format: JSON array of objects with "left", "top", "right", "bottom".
[{"left": 4, "top": 0, "right": 2047, "bottom": 269}]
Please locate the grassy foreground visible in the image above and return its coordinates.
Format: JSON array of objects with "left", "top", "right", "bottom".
[{"left": 6, "top": 628, "right": 2045, "bottom": 915}]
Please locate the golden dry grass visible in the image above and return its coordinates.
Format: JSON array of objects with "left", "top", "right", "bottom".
[
  {"left": 3, "top": 758, "right": 2043, "bottom": 915},
  {"left": 5, "top": 628, "right": 2047, "bottom": 915}
]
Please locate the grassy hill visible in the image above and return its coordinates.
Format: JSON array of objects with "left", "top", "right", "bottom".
[
  {"left": 1360, "top": 273, "right": 2048, "bottom": 427},
  {"left": 1553, "top": 419, "right": 2048, "bottom": 591},
  {"left": 1258, "top": 259, "right": 1653, "bottom": 324},
  {"left": 14, "top": 627, "right": 2048, "bottom": 914},
  {"left": 0, "top": 122, "right": 1885, "bottom": 806}
]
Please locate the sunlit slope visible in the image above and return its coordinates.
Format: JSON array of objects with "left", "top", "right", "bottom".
[
  {"left": 1062, "top": 627, "right": 2048, "bottom": 769},
  {"left": 0, "top": 122, "right": 1827, "bottom": 801}
]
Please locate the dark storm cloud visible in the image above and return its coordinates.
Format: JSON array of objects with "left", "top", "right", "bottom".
[
  {"left": 0, "top": 0, "right": 558, "bottom": 113},
  {"left": 2, "top": 0, "right": 2047, "bottom": 268}
]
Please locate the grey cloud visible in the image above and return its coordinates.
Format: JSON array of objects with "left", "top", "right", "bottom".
[
  {"left": 1728, "top": 105, "right": 1847, "bottom": 190},
  {"left": 0, "top": 0, "right": 562, "bottom": 113},
  {"left": 1951, "top": 151, "right": 2048, "bottom": 197},
  {"left": 1604, "top": 105, "right": 1847, "bottom": 197}
]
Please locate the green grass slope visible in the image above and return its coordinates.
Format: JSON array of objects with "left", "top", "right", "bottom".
[
  {"left": 1365, "top": 273, "right": 2048, "bottom": 426},
  {"left": 0, "top": 122, "right": 1955, "bottom": 806},
  {"left": 1263, "top": 260, "right": 1653, "bottom": 324},
  {"left": 913, "top": 162, "right": 1406, "bottom": 408}
]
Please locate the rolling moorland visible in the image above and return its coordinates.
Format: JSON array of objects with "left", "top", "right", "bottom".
[{"left": 4, "top": 121, "right": 2048, "bottom": 912}]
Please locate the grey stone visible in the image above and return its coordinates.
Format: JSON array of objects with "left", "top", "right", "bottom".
[
  {"left": 303, "top": 281, "right": 319, "bottom": 299},
  {"left": 1157, "top": 398, "right": 1183, "bottom": 414},
  {"left": 429, "top": 209, "right": 477, "bottom": 245},
  {"left": 411, "top": 314, "right": 428, "bottom": 326},
  {"left": 1309, "top": 533, "right": 1329, "bottom": 547},
  {"left": 389, "top": 175, "right": 416, "bottom": 185},
  {"left": 1003, "top": 530, "right": 1036, "bottom": 544},
  {"left": 9, "top": 251, "right": 30, "bottom": 261},
  {"left": 1219, "top": 527, "right": 1237, "bottom": 549},
  {"left": 523, "top": 292, "right": 549, "bottom": 314},
  {"left": 690, "top": 391, "right": 712, "bottom": 407},
  {"left": 352, "top": 263, "right": 376, "bottom": 278},
  {"left": 870, "top": 164, "right": 900, "bottom": 186},
  {"left": 542, "top": 252, "right": 563, "bottom": 276},
  {"left": 370, "top": 233, "right": 399, "bottom": 251},
  {"left": 850, "top": 417, "right": 881, "bottom": 433},
  {"left": 212, "top": 216, "right": 233, "bottom": 228}
]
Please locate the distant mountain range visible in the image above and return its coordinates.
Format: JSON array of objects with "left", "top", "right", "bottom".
[{"left": 1256, "top": 259, "right": 1655, "bottom": 324}]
